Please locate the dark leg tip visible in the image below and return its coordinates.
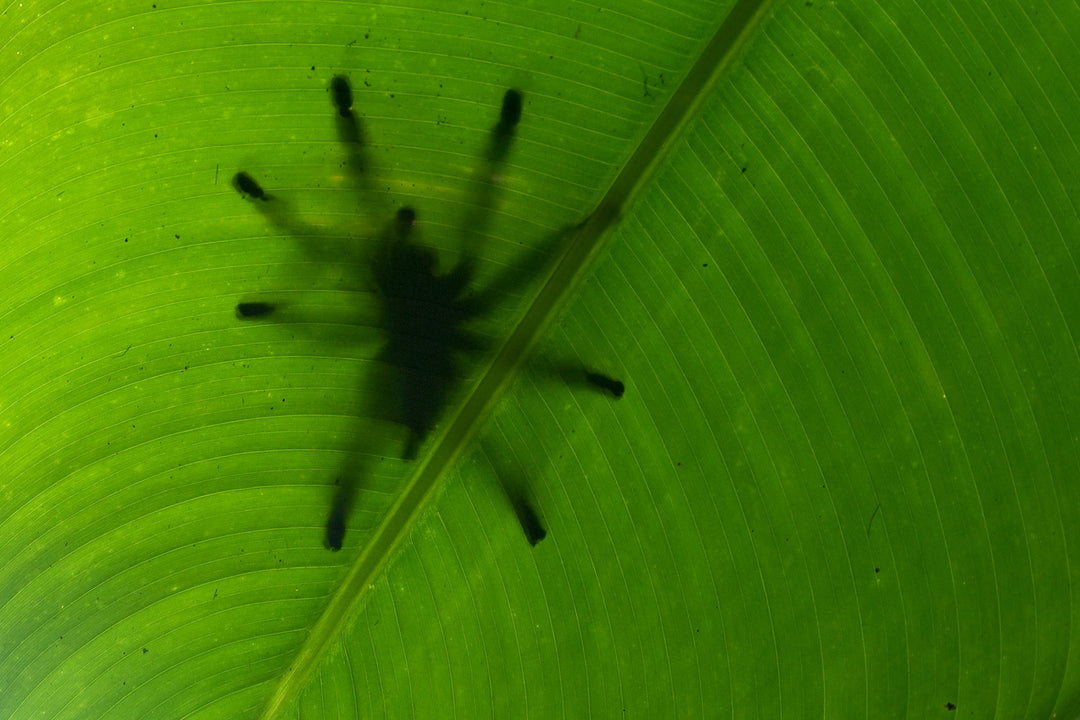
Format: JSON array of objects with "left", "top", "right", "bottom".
[
  {"left": 236, "top": 302, "right": 276, "bottom": 319},
  {"left": 330, "top": 75, "right": 354, "bottom": 118},
  {"left": 500, "top": 89, "right": 523, "bottom": 129},
  {"left": 232, "top": 171, "right": 269, "bottom": 200},
  {"left": 325, "top": 504, "right": 346, "bottom": 551},
  {"left": 513, "top": 499, "right": 546, "bottom": 546},
  {"left": 585, "top": 370, "right": 625, "bottom": 399},
  {"left": 487, "top": 90, "right": 523, "bottom": 162}
]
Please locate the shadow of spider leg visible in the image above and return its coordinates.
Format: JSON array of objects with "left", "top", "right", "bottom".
[
  {"left": 479, "top": 436, "right": 547, "bottom": 546},
  {"left": 527, "top": 353, "right": 627, "bottom": 400},
  {"left": 474, "top": 352, "right": 625, "bottom": 548}
]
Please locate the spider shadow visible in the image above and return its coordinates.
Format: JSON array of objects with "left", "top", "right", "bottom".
[{"left": 232, "top": 78, "right": 571, "bottom": 550}]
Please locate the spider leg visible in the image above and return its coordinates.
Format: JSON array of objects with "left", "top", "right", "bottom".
[
  {"left": 231, "top": 170, "right": 359, "bottom": 269},
  {"left": 584, "top": 370, "right": 626, "bottom": 399},
  {"left": 325, "top": 490, "right": 348, "bottom": 551},
  {"left": 235, "top": 300, "right": 277, "bottom": 319},
  {"left": 479, "top": 437, "right": 547, "bottom": 546},
  {"left": 488, "top": 88, "right": 522, "bottom": 164},
  {"left": 458, "top": 88, "right": 524, "bottom": 260},
  {"left": 528, "top": 352, "right": 627, "bottom": 400},
  {"left": 464, "top": 222, "right": 578, "bottom": 316},
  {"left": 330, "top": 75, "right": 389, "bottom": 226}
]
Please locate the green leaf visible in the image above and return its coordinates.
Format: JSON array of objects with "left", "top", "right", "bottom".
[{"left": 2, "top": 1, "right": 1078, "bottom": 719}]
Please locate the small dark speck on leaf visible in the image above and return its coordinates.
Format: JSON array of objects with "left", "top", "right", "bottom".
[
  {"left": 142, "top": 648, "right": 148, "bottom": 654},
  {"left": 945, "top": 702, "right": 956, "bottom": 711},
  {"left": 875, "top": 567, "right": 880, "bottom": 573}
]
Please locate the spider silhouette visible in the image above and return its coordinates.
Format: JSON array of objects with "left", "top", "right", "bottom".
[
  {"left": 232, "top": 76, "right": 572, "bottom": 550},
  {"left": 232, "top": 76, "right": 626, "bottom": 551}
]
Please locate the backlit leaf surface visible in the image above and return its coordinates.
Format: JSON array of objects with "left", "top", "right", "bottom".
[{"left": 2, "top": 1, "right": 1078, "bottom": 718}]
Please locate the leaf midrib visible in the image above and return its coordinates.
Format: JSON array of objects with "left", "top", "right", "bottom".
[{"left": 256, "top": 1, "right": 776, "bottom": 716}]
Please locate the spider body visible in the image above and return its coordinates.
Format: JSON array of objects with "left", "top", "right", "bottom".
[{"left": 372, "top": 207, "right": 486, "bottom": 460}]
